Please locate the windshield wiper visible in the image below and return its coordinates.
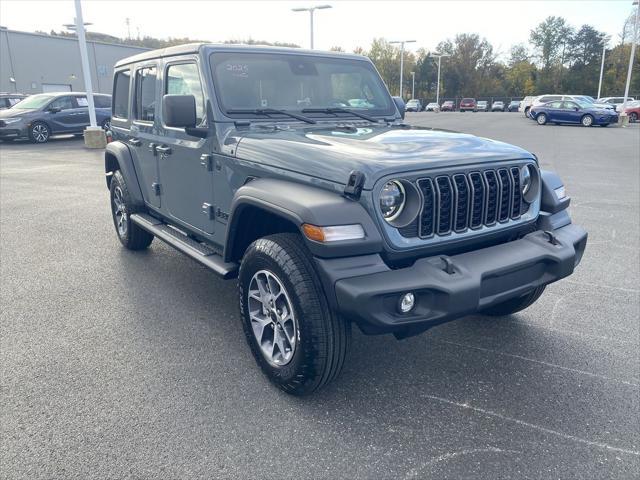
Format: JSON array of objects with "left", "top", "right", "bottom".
[
  {"left": 226, "top": 108, "right": 316, "bottom": 124},
  {"left": 302, "top": 107, "right": 380, "bottom": 123}
]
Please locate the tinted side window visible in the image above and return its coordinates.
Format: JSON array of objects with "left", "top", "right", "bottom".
[
  {"left": 166, "top": 63, "right": 205, "bottom": 125},
  {"left": 49, "top": 96, "right": 74, "bottom": 110},
  {"left": 94, "top": 95, "right": 111, "bottom": 108},
  {"left": 548, "top": 101, "right": 563, "bottom": 108},
  {"left": 113, "top": 70, "right": 131, "bottom": 118},
  {"left": 8, "top": 97, "right": 22, "bottom": 106},
  {"left": 134, "top": 66, "right": 157, "bottom": 122}
]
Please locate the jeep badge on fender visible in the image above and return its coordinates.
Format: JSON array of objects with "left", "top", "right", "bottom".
[{"left": 105, "top": 44, "right": 587, "bottom": 396}]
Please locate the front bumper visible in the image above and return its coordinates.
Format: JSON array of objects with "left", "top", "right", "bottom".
[
  {"left": 319, "top": 224, "right": 586, "bottom": 335},
  {"left": 0, "top": 125, "right": 28, "bottom": 139}
]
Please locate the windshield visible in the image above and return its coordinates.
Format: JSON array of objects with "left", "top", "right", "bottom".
[
  {"left": 12, "top": 94, "right": 55, "bottom": 110},
  {"left": 210, "top": 52, "right": 394, "bottom": 118}
]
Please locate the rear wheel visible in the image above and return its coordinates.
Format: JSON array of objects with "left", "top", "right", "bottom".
[
  {"left": 536, "top": 113, "right": 547, "bottom": 125},
  {"left": 482, "top": 286, "right": 546, "bottom": 316},
  {"left": 109, "top": 170, "right": 153, "bottom": 250},
  {"left": 581, "top": 114, "right": 594, "bottom": 127},
  {"left": 239, "top": 233, "right": 350, "bottom": 396},
  {"left": 29, "top": 122, "right": 50, "bottom": 143}
]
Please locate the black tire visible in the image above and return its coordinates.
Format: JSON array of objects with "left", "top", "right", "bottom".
[
  {"left": 101, "top": 118, "right": 111, "bottom": 131},
  {"left": 536, "top": 113, "right": 547, "bottom": 125},
  {"left": 482, "top": 286, "right": 546, "bottom": 316},
  {"left": 629, "top": 112, "right": 638, "bottom": 122},
  {"left": 601, "top": 123, "right": 609, "bottom": 127},
  {"left": 109, "top": 170, "right": 154, "bottom": 250},
  {"left": 581, "top": 114, "right": 594, "bottom": 127},
  {"left": 239, "top": 233, "right": 350, "bottom": 396},
  {"left": 29, "top": 121, "right": 51, "bottom": 143}
]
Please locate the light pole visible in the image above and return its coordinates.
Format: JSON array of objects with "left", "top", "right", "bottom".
[
  {"left": 621, "top": 0, "right": 639, "bottom": 124},
  {"left": 64, "top": 0, "right": 104, "bottom": 147},
  {"left": 411, "top": 71, "right": 415, "bottom": 99},
  {"left": 390, "top": 40, "right": 416, "bottom": 99},
  {"left": 597, "top": 43, "right": 606, "bottom": 99},
  {"left": 291, "top": 4, "right": 332, "bottom": 49},
  {"left": 431, "top": 52, "right": 450, "bottom": 105}
]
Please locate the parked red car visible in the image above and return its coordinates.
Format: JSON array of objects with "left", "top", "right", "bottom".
[
  {"left": 440, "top": 100, "right": 455, "bottom": 111},
  {"left": 623, "top": 101, "right": 640, "bottom": 122},
  {"left": 459, "top": 98, "right": 477, "bottom": 112}
]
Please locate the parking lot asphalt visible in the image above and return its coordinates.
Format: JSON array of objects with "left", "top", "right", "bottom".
[{"left": 1, "top": 114, "right": 639, "bottom": 479}]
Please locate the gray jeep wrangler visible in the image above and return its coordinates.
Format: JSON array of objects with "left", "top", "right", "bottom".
[{"left": 105, "top": 44, "right": 587, "bottom": 395}]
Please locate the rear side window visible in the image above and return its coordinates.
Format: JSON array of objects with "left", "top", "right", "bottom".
[
  {"left": 76, "top": 96, "right": 89, "bottom": 107},
  {"left": 134, "top": 66, "right": 157, "bottom": 122},
  {"left": 94, "top": 95, "right": 111, "bottom": 108},
  {"left": 113, "top": 70, "right": 131, "bottom": 118},
  {"left": 8, "top": 97, "right": 22, "bottom": 106},
  {"left": 166, "top": 63, "right": 205, "bottom": 126}
]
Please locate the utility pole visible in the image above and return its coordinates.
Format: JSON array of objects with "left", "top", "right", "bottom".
[
  {"left": 621, "top": 1, "right": 639, "bottom": 124},
  {"left": 125, "top": 17, "right": 131, "bottom": 39},
  {"left": 390, "top": 40, "right": 416, "bottom": 99},
  {"left": 411, "top": 71, "right": 415, "bottom": 99},
  {"left": 291, "top": 5, "right": 332, "bottom": 49},
  {"left": 597, "top": 44, "right": 606, "bottom": 99}
]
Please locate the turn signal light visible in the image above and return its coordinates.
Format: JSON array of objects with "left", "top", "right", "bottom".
[{"left": 302, "top": 224, "right": 365, "bottom": 243}]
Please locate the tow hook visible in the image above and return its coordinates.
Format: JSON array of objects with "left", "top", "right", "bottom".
[
  {"left": 440, "top": 256, "right": 456, "bottom": 275},
  {"left": 543, "top": 230, "right": 559, "bottom": 245}
]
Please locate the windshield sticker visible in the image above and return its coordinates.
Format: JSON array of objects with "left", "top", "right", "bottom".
[{"left": 225, "top": 63, "right": 249, "bottom": 77}]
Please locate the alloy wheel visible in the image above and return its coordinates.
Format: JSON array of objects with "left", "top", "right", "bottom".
[
  {"left": 112, "top": 186, "right": 127, "bottom": 237},
  {"left": 582, "top": 115, "right": 593, "bottom": 127},
  {"left": 247, "top": 269, "right": 298, "bottom": 366},
  {"left": 32, "top": 124, "right": 49, "bottom": 143}
]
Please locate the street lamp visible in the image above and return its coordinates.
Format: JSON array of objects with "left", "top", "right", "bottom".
[
  {"left": 291, "top": 4, "right": 332, "bottom": 49},
  {"left": 390, "top": 40, "right": 416, "bottom": 99},
  {"left": 411, "top": 71, "right": 415, "bottom": 99},
  {"left": 430, "top": 52, "right": 450, "bottom": 105},
  {"left": 621, "top": 0, "right": 639, "bottom": 124},
  {"left": 63, "top": 1, "right": 103, "bottom": 147},
  {"left": 597, "top": 43, "right": 607, "bottom": 100}
]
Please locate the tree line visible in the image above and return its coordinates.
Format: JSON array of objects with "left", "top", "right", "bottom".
[{"left": 349, "top": 13, "right": 639, "bottom": 101}]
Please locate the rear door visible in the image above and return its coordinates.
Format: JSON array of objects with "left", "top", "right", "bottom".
[
  {"left": 130, "top": 63, "right": 162, "bottom": 209},
  {"left": 544, "top": 101, "right": 563, "bottom": 122},
  {"left": 158, "top": 58, "right": 216, "bottom": 234}
]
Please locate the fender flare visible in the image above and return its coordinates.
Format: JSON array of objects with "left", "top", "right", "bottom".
[
  {"left": 225, "top": 178, "right": 383, "bottom": 261},
  {"left": 104, "top": 142, "right": 145, "bottom": 208}
]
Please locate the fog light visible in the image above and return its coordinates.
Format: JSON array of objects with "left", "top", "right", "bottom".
[{"left": 398, "top": 292, "right": 415, "bottom": 313}]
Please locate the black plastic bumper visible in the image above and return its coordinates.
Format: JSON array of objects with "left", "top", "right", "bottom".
[{"left": 318, "top": 224, "right": 587, "bottom": 335}]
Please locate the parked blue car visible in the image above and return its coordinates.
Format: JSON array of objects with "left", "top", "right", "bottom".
[
  {"left": 0, "top": 92, "right": 111, "bottom": 143},
  {"left": 529, "top": 99, "right": 618, "bottom": 127}
]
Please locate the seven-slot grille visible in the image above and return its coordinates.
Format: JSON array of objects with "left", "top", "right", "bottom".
[{"left": 410, "top": 166, "right": 529, "bottom": 238}]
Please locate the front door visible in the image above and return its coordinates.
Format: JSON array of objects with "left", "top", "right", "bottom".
[
  {"left": 45, "top": 95, "right": 81, "bottom": 133},
  {"left": 157, "top": 59, "right": 215, "bottom": 235}
]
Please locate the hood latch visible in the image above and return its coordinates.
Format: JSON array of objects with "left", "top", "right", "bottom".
[{"left": 343, "top": 170, "right": 365, "bottom": 200}]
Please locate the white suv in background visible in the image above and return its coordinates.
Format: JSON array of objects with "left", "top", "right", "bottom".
[
  {"left": 597, "top": 97, "right": 635, "bottom": 112},
  {"left": 519, "top": 96, "right": 535, "bottom": 116}
]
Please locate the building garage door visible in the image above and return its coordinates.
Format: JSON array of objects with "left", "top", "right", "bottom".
[{"left": 41, "top": 83, "right": 72, "bottom": 93}]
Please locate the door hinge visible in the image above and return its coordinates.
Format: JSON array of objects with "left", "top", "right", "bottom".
[
  {"left": 152, "top": 182, "right": 161, "bottom": 196},
  {"left": 200, "top": 153, "right": 214, "bottom": 172},
  {"left": 201, "top": 202, "right": 215, "bottom": 220}
]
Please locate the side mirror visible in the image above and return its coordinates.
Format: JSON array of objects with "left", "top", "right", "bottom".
[
  {"left": 573, "top": 107, "right": 579, "bottom": 111},
  {"left": 392, "top": 96, "right": 405, "bottom": 120},
  {"left": 48, "top": 107, "right": 61, "bottom": 114},
  {"left": 162, "top": 94, "right": 196, "bottom": 128}
]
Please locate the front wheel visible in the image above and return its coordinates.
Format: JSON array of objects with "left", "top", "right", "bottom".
[
  {"left": 536, "top": 113, "right": 547, "bottom": 125},
  {"left": 581, "top": 114, "right": 594, "bottom": 127},
  {"left": 629, "top": 112, "right": 638, "bottom": 122},
  {"left": 482, "top": 286, "right": 546, "bottom": 316},
  {"left": 29, "top": 122, "right": 50, "bottom": 143},
  {"left": 239, "top": 233, "right": 350, "bottom": 396}
]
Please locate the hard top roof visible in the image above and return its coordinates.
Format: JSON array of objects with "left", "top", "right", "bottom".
[{"left": 114, "top": 43, "right": 368, "bottom": 68}]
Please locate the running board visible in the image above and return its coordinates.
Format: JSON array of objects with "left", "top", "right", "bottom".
[{"left": 130, "top": 213, "right": 238, "bottom": 279}]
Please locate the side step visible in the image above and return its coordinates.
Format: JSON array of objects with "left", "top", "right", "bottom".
[{"left": 130, "top": 213, "right": 238, "bottom": 279}]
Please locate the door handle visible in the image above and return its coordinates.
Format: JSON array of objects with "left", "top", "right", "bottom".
[
  {"left": 128, "top": 138, "right": 142, "bottom": 146},
  {"left": 156, "top": 145, "right": 172, "bottom": 155},
  {"left": 148, "top": 143, "right": 157, "bottom": 155}
]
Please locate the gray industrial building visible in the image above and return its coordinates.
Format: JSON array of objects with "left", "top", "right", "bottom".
[{"left": 0, "top": 28, "right": 149, "bottom": 94}]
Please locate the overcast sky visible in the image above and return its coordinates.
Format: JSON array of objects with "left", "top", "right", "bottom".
[{"left": 0, "top": 0, "right": 634, "bottom": 58}]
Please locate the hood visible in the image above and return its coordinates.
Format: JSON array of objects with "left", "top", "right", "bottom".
[
  {"left": 233, "top": 124, "right": 534, "bottom": 189},
  {"left": 0, "top": 108, "right": 35, "bottom": 118}
]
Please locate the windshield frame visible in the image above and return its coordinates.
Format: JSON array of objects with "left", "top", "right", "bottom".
[
  {"left": 11, "top": 94, "right": 56, "bottom": 110},
  {"left": 208, "top": 51, "right": 396, "bottom": 122}
]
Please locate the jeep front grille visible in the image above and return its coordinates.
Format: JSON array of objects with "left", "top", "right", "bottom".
[{"left": 406, "top": 166, "right": 529, "bottom": 239}]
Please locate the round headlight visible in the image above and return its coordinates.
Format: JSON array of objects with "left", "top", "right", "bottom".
[
  {"left": 380, "top": 180, "right": 406, "bottom": 221},
  {"left": 520, "top": 165, "right": 532, "bottom": 195}
]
